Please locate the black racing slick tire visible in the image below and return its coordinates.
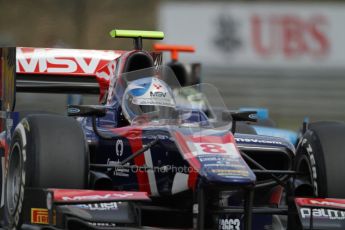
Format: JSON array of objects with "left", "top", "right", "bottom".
[
  {"left": 4, "top": 114, "right": 89, "bottom": 229},
  {"left": 295, "top": 121, "right": 345, "bottom": 198}
]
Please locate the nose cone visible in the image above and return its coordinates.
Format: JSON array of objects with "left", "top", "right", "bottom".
[{"left": 197, "top": 154, "right": 256, "bottom": 186}]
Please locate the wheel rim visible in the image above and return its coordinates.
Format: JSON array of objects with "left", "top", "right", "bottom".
[
  {"left": 6, "top": 143, "right": 23, "bottom": 216},
  {"left": 296, "top": 154, "right": 317, "bottom": 196}
]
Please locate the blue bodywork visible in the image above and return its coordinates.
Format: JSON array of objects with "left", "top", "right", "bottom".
[
  {"left": 240, "top": 107, "right": 299, "bottom": 146},
  {"left": 252, "top": 125, "right": 298, "bottom": 146}
]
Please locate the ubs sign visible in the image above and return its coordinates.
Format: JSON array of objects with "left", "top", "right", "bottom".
[{"left": 159, "top": 3, "right": 345, "bottom": 69}]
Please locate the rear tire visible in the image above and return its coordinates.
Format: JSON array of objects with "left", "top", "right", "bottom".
[
  {"left": 294, "top": 121, "right": 345, "bottom": 198},
  {"left": 4, "top": 114, "right": 89, "bottom": 229}
]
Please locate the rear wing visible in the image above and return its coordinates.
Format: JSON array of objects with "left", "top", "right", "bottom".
[
  {"left": 0, "top": 47, "right": 125, "bottom": 111},
  {"left": 15, "top": 47, "right": 125, "bottom": 94},
  {"left": 1, "top": 47, "right": 163, "bottom": 111}
]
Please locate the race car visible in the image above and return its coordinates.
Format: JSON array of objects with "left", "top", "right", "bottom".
[{"left": 0, "top": 29, "right": 344, "bottom": 230}]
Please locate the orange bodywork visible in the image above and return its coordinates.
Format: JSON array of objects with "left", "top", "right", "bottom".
[{"left": 153, "top": 44, "right": 195, "bottom": 61}]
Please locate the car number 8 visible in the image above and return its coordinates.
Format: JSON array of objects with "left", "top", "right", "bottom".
[{"left": 199, "top": 143, "right": 226, "bottom": 154}]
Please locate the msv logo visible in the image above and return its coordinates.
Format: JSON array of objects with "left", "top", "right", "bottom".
[
  {"left": 150, "top": 91, "right": 166, "bottom": 97},
  {"left": 62, "top": 193, "right": 134, "bottom": 201}
]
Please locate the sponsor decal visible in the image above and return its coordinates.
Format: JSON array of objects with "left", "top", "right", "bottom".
[
  {"left": 248, "top": 113, "right": 257, "bottom": 120},
  {"left": 52, "top": 189, "right": 151, "bottom": 203},
  {"left": 235, "top": 137, "right": 283, "bottom": 145},
  {"left": 199, "top": 154, "right": 241, "bottom": 163},
  {"left": 301, "top": 138, "right": 318, "bottom": 196},
  {"left": 218, "top": 218, "right": 240, "bottom": 230},
  {"left": 77, "top": 202, "right": 118, "bottom": 211},
  {"left": 251, "top": 14, "right": 329, "bottom": 59},
  {"left": 211, "top": 169, "right": 249, "bottom": 177},
  {"left": 203, "top": 163, "right": 246, "bottom": 169},
  {"left": 61, "top": 192, "right": 134, "bottom": 201},
  {"left": 153, "top": 83, "right": 162, "bottom": 90},
  {"left": 145, "top": 134, "right": 173, "bottom": 141},
  {"left": 31, "top": 208, "right": 55, "bottom": 225},
  {"left": 88, "top": 222, "right": 117, "bottom": 227},
  {"left": 198, "top": 156, "right": 221, "bottom": 162},
  {"left": 67, "top": 107, "right": 80, "bottom": 114},
  {"left": 10, "top": 123, "right": 28, "bottom": 226},
  {"left": 108, "top": 139, "right": 128, "bottom": 177},
  {"left": 107, "top": 159, "right": 130, "bottom": 177},
  {"left": 16, "top": 47, "right": 121, "bottom": 75},
  {"left": 129, "top": 77, "right": 175, "bottom": 107},
  {"left": 214, "top": 14, "right": 242, "bottom": 54},
  {"left": 150, "top": 91, "right": 166, "bottom": 97},
  {"left": 114, "top": 169, "right": 130, "bottom": 177},
  {"left": 115, "top": 139, "right": 124, "bottom": 157},
  {"left": 300, "top": 208, "right": 345, "bottom": 220}
]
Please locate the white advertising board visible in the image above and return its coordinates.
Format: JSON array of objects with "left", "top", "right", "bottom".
[{"left": 159, "top": 3, "right": 345, "bottom": 69}]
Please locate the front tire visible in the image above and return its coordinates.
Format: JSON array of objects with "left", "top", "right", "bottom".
[
  {"left": 5, "top": 114, "right": 89, "bottom": 229},
  {"left": 294, "top": 121, "right": 345, "bottom": 198}
]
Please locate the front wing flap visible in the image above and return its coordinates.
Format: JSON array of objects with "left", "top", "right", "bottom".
[{"left": 295, "top": 197, "right": 345, "bottom": 230}]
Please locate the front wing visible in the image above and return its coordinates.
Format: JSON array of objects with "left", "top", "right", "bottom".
[
  {"left": 13, "top": 187, "right": 345, "bottom": 230},
  {"left": 20, "top": 188, "right": 150, "bottom": 229}
]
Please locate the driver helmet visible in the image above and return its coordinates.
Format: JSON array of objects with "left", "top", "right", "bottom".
[{"left": 122, "top": 77, "right": 176, "bottom": 123}]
